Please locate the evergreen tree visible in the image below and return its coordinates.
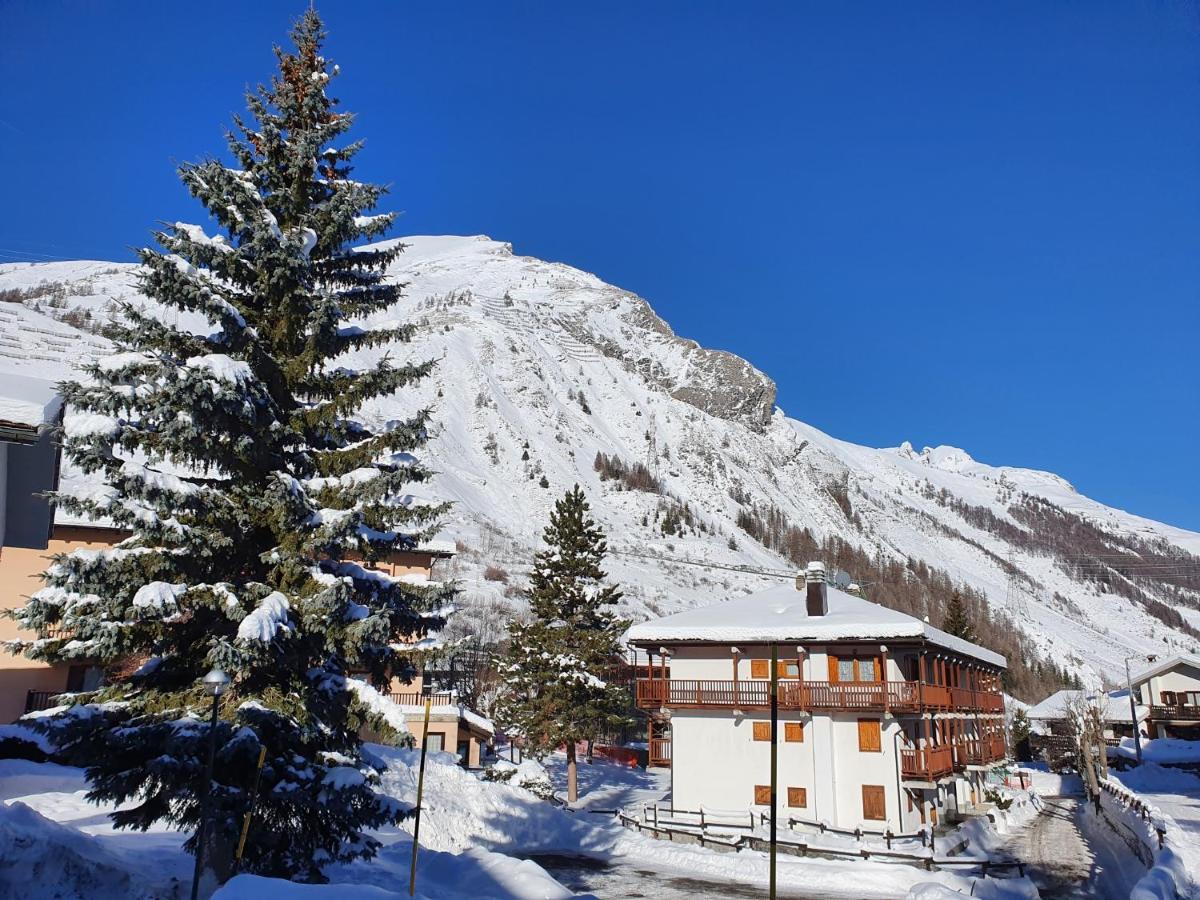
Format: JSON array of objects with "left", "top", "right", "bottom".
[
  {"left": 6, "top": 12, "right": 451, "bottom": 882},
  {"left": 941, "top": 590, "right": 976, "bottom": 643},
  {"left": 1010, "top": 707, "right": 1032, "bottom": 761},
  {"left": 494, "top": 485, "right": 631, "bottom": 802}
]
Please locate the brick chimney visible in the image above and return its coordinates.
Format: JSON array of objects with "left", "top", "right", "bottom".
[{"left": 805, "top": 561, "right": 828, "bottom": 616}]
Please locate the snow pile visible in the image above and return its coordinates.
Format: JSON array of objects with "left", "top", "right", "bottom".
[
  {"left": 0, "top": 372, "right": 61, "bottom": 428},
  {"left": 1107, "top": 765, "right": 1200, "bottom": 899},
  {"left": 1113, "top": 737, "right": 1200, "bottom": 765}
]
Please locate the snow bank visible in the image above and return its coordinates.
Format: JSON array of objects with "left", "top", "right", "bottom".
[
  {"left": 0, "top": 372, "right": 61, "bottom": 428},
  {"left": 1113, "top": 737, "right": 1200, "bottom": 765}
]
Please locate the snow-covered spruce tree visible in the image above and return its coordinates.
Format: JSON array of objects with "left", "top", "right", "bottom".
[
  {"left": 941, "top": 590, "right": 976, "bottom": 643},
  {"left": 494, "top": 485, "right": 632, "bottom": 803},
  {"left": 6, "top": 11, "right": 451, "bottom": 882}
]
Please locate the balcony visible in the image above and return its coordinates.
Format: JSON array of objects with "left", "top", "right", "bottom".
[
  {"left": 634, "top": 679, "right": 1002, "bottom": 715},
  {"left": 1149, "top": 704, "right": 1200, "bottom": 721},
  {"left": 956, "top": 736, "right": 1007, "bottom": 767},
  {"left": 25, "top": 690, "right": 63, "bottom": 713},
  {"left": 386, "top": 692, "right": 457, "bottom": 707},
  {"left": 901, "top": 745, "right": 955, "bottom": 781}
]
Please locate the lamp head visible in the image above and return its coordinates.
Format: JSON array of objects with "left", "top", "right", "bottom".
[{"left": 202, "top": 668, "right": 230, "bottom": 697}]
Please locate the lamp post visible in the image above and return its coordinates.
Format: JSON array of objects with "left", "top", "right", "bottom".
[{"left": 191, "top": 668, "right": 230, "bottom": 900}]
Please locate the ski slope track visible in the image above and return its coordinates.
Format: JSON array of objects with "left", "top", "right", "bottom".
[{"left": 2, "top": 235, "right": 1198, "bottom": 688}]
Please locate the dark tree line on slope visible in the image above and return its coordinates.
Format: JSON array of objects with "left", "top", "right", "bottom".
[
  {"left": 735, "top": 503, "right": 1078, "bottom": 702},
  {"left": 6, "top": 13, "right": 450, "bottom": 881},
  {"left": 924, "top": 487, "right": 1200, "bottom": 637}
]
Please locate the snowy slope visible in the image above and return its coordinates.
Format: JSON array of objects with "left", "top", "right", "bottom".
[{"left": 2, "top": 235, "right": 1198, "bottom": 688}]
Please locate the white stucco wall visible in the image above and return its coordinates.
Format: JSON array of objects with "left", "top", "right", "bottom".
[
  {"left": 666, "top": 644, "right": 911, "bottom": 683},
  {"left": 1142, "top": 664, "right": 1200, "bottom": 705}
]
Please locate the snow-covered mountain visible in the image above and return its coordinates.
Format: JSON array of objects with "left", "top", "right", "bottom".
[{"left": 2, "top": 235, "right": 1198, "bottom": 690}]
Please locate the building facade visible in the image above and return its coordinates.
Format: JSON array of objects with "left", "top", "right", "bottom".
[
  {"left": 1131, "top": 655, "right": 1200, "bottom": 741},
  {"left": 627, "top": 563, "right": 1007, "bottom": 833}
]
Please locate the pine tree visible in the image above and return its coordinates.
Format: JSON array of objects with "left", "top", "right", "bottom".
[
  {"left": 1010, "top": 708, "right": 1031, "bottom": 761},
  {"left": 6, "top": 12, "right": 451, "bottom": 882},
  {"left": 494, "top": 485, "right": 631, "bottom": 802},
  {"left": 941, "top": 590, "right": 976, "bottom": 643}
]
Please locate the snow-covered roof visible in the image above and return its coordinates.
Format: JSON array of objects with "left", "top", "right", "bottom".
[
  {"left": 1129, "top": 654, "right": 1200, "bottom": 687},
  {"left": 1026, "top": 689, "right": 1147, "bottom": 724},
  {"left": 625, "top": 580, "right": 1006, "bottom": 668},
  {"left": 0, "top": 373, "right": 62, "bottom": 431}
]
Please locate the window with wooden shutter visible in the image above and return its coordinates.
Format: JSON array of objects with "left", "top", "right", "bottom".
[
  {"left": 862, "top": 785, "right": 886, "bottom": 821},
  {"left": 752, "top": 721, "right": 771, "bottom": 741},
  {"left": 787, "top": 787, "right": 807, "bottom": 808},
  {"left": 777, "top": 660, "right": 800, "bottom": 679},
  {"left": 754, "top": 784, "right": 772, "bottom": 806},
  {"left": 827, "top": 654, "right": 839, "bottom": 683},
  {"left": 751, "top": 659, "right": 769, "bottom": 679},
  {"left": 784, "top": 722, "right": 804, "bottom": 743},
  {"left": 857, "top": 718, "right": 882, "bottom": 752}
]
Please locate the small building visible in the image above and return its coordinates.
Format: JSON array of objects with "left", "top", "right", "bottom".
[
  {"left": 1026, "top": 689, "right": 1147, "bottom": 761},
  {"left": 1130, "top": 655, "right": 1200, "bottom": 740},
  {"left": 626, "top": 562, "right": 1008, "bottom": 834}
]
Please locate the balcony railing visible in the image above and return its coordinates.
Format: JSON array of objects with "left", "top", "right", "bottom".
[
  {"left": 649, "top": 737, "right": 672, "bottom": 767},
  {"left": 901, "top": 745, "right": 955, "bottom": 781},
  {"left": 24, "top": 690, "right": 63, "bottom": 713},
  {"left": 1149, "top": 704, "right": 1200, "bottom": 721},
  {"left": 386, "top": 692, "right": 456, "bottom": 707},
  {"left": 635, "top": 679, "right": 1002, "bottom": 714},
  {"left": 956, "top": 736, "right": 1007, "bottom": 767}
]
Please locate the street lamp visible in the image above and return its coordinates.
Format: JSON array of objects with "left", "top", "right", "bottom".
[{"left": 191, "top": 668, "right": 230, "bottom": 900}]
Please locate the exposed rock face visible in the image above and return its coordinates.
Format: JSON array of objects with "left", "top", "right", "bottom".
[{"left": 619, "top": 295, "right": 777, "bottom": 430}]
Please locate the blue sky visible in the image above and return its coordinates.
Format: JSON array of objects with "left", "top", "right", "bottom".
[{"left": 3, "top": 2, "right": 1198, "bottom": 529}]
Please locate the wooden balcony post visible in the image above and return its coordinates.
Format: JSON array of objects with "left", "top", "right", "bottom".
[
  {"left": 732, "top": 647, "right": 740, "bottom": 708},
  {"left": 880, "top": 644, "right": 890, "bottom": 713},
  {"left": 918, "top": 652, "right": 927, "bottom": 711},
  {"left": 796, "top": 646, "right": 807, "bottom": 710}
]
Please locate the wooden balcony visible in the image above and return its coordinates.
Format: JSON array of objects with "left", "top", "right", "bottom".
[
  {"left": 634, "top": 678, "right": 1003, "bottom": 715},
  {"left": 387, "top": 692, "right": 457, "bottom": 707},
  {"left": 956, "top": 736, "right": 1007, "bottom": 767},
  {"left": 1149, "top": 704, "right": 1200, "bottom": 721},
  {"left": 649, "top": 737, "right": 672, "bottom": 767},
  {"left": 901, "top": 745, "right": 955, "bottom": 781}
]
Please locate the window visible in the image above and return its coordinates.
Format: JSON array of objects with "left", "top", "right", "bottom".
[
  {"left": 862, "top": 785, "right": 886, "bottom": 821},
  {"left": 784, "top": 722, "right": 804, "bottom": 743},
  {"left": 857, "top": 718, "right": 882, "bottom": 752},
  {"left": 787, "top": 787, "right": 807, "bottom": 808},
  {"left": 777, "top": 661, "right": 800, "bottom": 679},
  {"left": 751, "top": 659, "right": 769, "bottom": 679},
  {"left": 829, "top": 655, "right": 880, "bottom": 683},
  {"left": 425, "top": 732, "right": 444, "bottom": 752},
  {"left": 752, "top": 721, "right": 771, "bottom": 741},
  {"left": 754, "top": 785, "right": 772, "bottom": 806}
]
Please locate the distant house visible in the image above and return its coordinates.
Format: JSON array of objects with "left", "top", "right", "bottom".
[
  {"left": 1130, "top": 655, "right": 1200, "bottom": 741},
  {"left": 1026, "top": 689, "right": 1147, "bottom": 759},
  {"left": 626, "top": 562, "right": 1007, "bottom": 833},
  {"left": 0, "top": 383, "right": 491, "bottom": 765}
]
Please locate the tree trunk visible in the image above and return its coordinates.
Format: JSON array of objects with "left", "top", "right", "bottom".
[
  {"left": 586, "top": 738, "right": 594, "bottom": 764},
  {"left": 566, "top": 741, "right": 578, "bottom": 804}
]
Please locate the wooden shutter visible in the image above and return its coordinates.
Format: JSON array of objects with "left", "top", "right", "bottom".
[
  {"left": 857, "top": 718, "right": 882, "bottom": 752},
  {"left": 873, "top": 656, "right": 882, "bottom": 682},
  {"left": 828, "top": 654, "right": 839, "bottom": 683},
  {"left": 751, "top": 659, "right": 769, "bottom": 679},
  {"left": 784, "top": 722, "right": 804, "bottom": 743},
  {"left": 778, "top": 661, "right": 799, "bottom": 679},
  {"left": 787, "top": 787, "right": 807, "bottom": 808},
  {"left": 752, "top": 721, "right": 771, "bottom": 741},
  {"left": 862, "top": 785, "right": 886, "bottom": 821},
  {"left": 754, "top": 784, "right": 772, "bottom": 806}
]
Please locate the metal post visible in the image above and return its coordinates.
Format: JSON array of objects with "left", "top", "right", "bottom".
[
  {"left": 1125, "top": 656, "right": 1142, "bottom": 764},
  {"left": 409, "top": 697, "right": 434, "bottom": 897},
  {"left": 770, "top": 642, "right": 778, "bottom": 900},
  {"left": 190, "top": 691, "right": 223, "bottom": 900}
]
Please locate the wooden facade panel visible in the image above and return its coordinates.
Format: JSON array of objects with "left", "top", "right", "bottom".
[
  {"left": 787, "top": 787, "right": 807, "bottom": 808},
  {"left": 784, "top": 722, "right": 804, "bottom": 742},
  {"left": 752, "top": 721, "right": 771, "bottom": 741},
  {"left": 750, "top": 659, "right": 769, "bottom": 679},
  {"left": 754, "top": 784, "right": 772, "bottom": 805}
]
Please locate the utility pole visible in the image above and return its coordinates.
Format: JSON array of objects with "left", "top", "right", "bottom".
[
  {"left": 769, "top": 643, "right": 778, "bottom": 900},
  {"left": 1124, "top": 656, "right": 1144, "bottom": 764}
]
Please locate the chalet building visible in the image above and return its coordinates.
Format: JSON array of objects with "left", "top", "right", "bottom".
[
  {"left": 1026, "top": 689, "right": 1146, "bottom": 760},
  {"left": 626, "top": 562, "right": 1007, "bottom": 833},
  {"left": 1131, "top": 655, "right": 1200, "bottom": 741},
  {"left": 0, "top": 380, "right": 492, "bottom": 765}
]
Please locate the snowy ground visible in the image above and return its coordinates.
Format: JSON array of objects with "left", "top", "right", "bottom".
[
  {"left": 1108, "top": 763, "right": 1200, "bottom": 896},
  {"left": 0, "top": 749, "right": 1043, "bottom": 899}
]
